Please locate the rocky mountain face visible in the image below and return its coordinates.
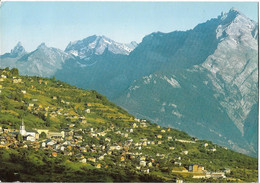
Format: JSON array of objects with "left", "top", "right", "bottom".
[
  {"left": 0, "top": 42, "right": 27, "bottom": 69},
  {"left": 0, "top": 43, "right": 73, "bottom": 77},
  {"left": 115, "top": 8, "right": 258, "bottom": 156},
  {"left": 0, "top": 8, "right": 258, "bottom": 156}
]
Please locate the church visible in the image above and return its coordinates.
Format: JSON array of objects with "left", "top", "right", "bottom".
[{"left": 20, "top": 120, "right": 39, "bottom": 141}]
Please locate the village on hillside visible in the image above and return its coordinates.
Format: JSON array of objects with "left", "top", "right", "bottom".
[
  {"left": 0, "top": 69, "right": 245, "bottom": 182},
  {"left": 0, "top": 118, "right": 229, "bottom": 180}
]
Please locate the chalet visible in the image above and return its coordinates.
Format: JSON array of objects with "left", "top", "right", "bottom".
[
  {"left": 121, "top": 156, "right": 125, "bottom": 161},
  {"left": 79, "top": 158, "right": 87, "bottom": 163},
  {"left": 81, "top": 120, "right": 87, "bottom": 124},
  {"left": 22, "top": 144, "right": 28, "bottom": 148},
  {"left": 46, "top": 140, "right": 55, "bottom": 146},
  {"left": 157, "top": 134, "right": 162, "bottom": 139},
  {"left": 140, "top": 156, "right": 146, "bottom": 161},
  {"left": 140, "top": 161, "right": 146, "bottom": 167},
  {"left": 88, "top": 157, "right": 96, "bottom": 162},
  {"left": 109, "top": 145, "right": 122, "bottom": 151},
  {"left": 98, "top": 132, "right": 106, "bottom": 137},
  {"left": 134, "top": 118, "right": 140, "bottom": 122},
  {"left": 174, "top": 162, "right": 182, "bottom": 166},
  {"left": 140, "top": 123, "right": 147, "bottom": 128},
  {"left": 224, "top": 168, "right": 231, "bottom": 174},
  {"left": 13, "top": 78, "right": 22, "bottom": 83},
  {"left": 60, "top": 146, "right": 65, "bottom": 151},
  {"left": 63, "top": 141, "right": 71, "bottom": 146},
  {"left": 41, "top": 142, "right": 46, "bottom": 148},
  {"left": 28, "top": 103, "right": 34, "bottom": 107},
  {"left": 3, "top": 128, "right": 9, "bottom": 133},
  {"left": 140, "top": 138, "right": 147, "bottom": 142},
  {"left": 182, "top": 150, "right": 188, "bottom": 155},
  {"left": 74, "top": 134, "right": 83, "bottom": 140},
  {"left": 148, "top": 162, "right": 153, "bottom": 167},
  {"left": 127, "top": 139, "right": 133, "bottom": 143},
  {"left": 141, "top": 168, "right": 150, "bottom": 174},
  {"left": 105, "top": 138, "right": 111, "bottom": 142},
  {"left": 211, "top": 172, "right": 226, "bottom": 179},
  {"left": 79, "top": 147, "right": 86, "bottom": 152},
  {"left": 52, "top": 152, "right": 58, "bottom": 157},
  {"left": 75, "top": 153, "right": 84, "bottom": 159},
  {"left": 64, "top": 151, "right": 73, "bottom": 156},
  {"left": 54, "top": 144, "right": 61, "bottom": 150},
  {"left": 168, "top": 136, "right": 173, "bottom": 141},
  {"left": 98, "top": 156, "right": 104, "bottom": 160},
  {"left": 68, "top": 123, "right": 75, "bottom": 128},
  {"left": 133, "top": 123, "right": 137, "bottom": 128},
  {"left": 210, "top": 148, "right": 217, "bottom": 152}
]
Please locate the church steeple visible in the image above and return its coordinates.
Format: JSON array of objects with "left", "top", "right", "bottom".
[{"left": 20, "top": 119, "right": 26, "bottom": 136}]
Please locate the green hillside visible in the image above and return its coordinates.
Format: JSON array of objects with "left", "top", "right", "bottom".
[{"left": 0, "top": 68, "right": 257, "bottom": 182}]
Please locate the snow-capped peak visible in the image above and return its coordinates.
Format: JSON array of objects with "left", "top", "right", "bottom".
[{"left": 65, "top": 35, "right": 138, "bottom": 58}]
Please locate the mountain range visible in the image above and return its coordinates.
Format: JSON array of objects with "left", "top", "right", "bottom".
[{"left": 0, "top": 8, "right": 258, "bottom": 156}]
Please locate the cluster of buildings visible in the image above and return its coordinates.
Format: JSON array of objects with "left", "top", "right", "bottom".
[{"left": 0, "top": 119, "right": 230, "bottom": 180}]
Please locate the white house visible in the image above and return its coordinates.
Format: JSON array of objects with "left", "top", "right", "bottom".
[{"left": 140, "top": 161, "right": 146, "bottom": 167}]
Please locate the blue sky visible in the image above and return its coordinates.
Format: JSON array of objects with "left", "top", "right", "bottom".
[{"left": 0, "top": 2, "right": 258, "bottom": 54}]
